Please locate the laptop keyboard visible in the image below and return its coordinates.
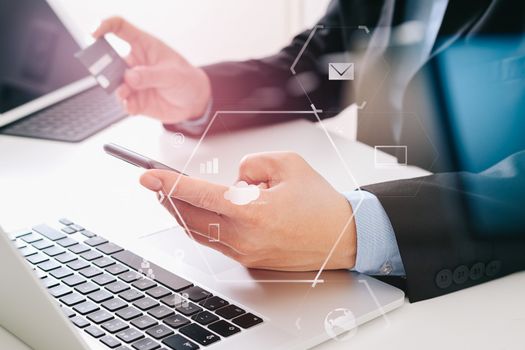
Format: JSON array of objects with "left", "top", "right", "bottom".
[
  {"left": 0, "top": 87, "right": 126, "bottom": 142},
  {"left": 10, "top": 219, "right": 264, "bottom": 349}
]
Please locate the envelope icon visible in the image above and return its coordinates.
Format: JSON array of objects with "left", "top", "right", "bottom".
[{"left": 328, "top": 62, "right": 354, "bottom": 80}]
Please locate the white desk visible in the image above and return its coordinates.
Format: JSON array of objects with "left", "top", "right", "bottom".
[{"left": 1, "top": 116, "right": 524, "bottom": 350}]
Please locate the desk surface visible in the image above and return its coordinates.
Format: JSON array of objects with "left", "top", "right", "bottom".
[{"left": 1, "top": 116, "right": 524, "bottom": 350}]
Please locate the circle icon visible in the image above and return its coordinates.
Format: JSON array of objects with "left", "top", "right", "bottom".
[
  {"left": 172, "top": 132, "right": 185, "bottom": 147},
  {"left": 324, "top": 308, "right": 358, "bottom": 342}
]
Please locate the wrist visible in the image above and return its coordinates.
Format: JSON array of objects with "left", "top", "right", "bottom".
[{"left": 189, "top": 67, "right": 212, "bottom": 119}]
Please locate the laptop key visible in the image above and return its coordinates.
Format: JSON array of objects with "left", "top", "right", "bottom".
[
  {"left": 60, "top": 292, "right": 86, "bottom": 306},
  {"left": 42, "top": 277, "right": 60, "bottom": 289},
  {"left": 71, "top": 316, "right": 90, "bottom": 328},
  {"left": 120, "top": 289, "right": 144, "bottom": 302},
  {"left": 50, "top": 267, "right": 74, "bottom": 279},
  {"left": 208, "top": 320, "right": 240, "bottom": 337},
  {"left": 176, "top": 303, "right": 202, "bottom": 317},
  {"left": 97, "top": 242, "right": 124, "bottom": 255},
  {"left": 106, "top": 281, "right": 130, "bottom": 294},
  {"left": 26, "top": 253, "right": 48, "bottom": 265},
  {"left": 67, "top": 259, "right": 90, "bottom": 271},
  {"left": 19, "top": 246, "right": 38, "bottom": 257},
  {"left": 22, "top": 233, "right": 43, "bottom": 244},
  {"left": 100, "top": 335, "right": 122, "bottom": 348},
  {"left": 131, "top": 337, "right": 160, "bottom": 350},
  {"left": 163, "top": 314, "right": 190, "bottom": 329},
  {"left": 191, "top": 311, "right": 218, "bottom": 326},
  {"left": 81, "top": 249, "right": 103, "bottom": 261},
  {"left": 43, "top": 245, "right": 65, "bottom": 257},
  {"left": 146, "top": 324, "right": 174, "bottom": 340},
  {"left": 106, "top": 264, "right": 129, "bottom": 275},
  {"left": 132, "top": 278, "right": 157, "bottom": 291},
  {"left": 117, "top": 306, "right": 142, "bottom": 321},
  {"left": 147, "top": 305, "right": 174, "bottom": 319},
  {"left": 73, "top": 301, "right": 100, "bottom": 315},
  {"left": 181, "top": 286, "right": 211, "bottom": 302},
  {"left": 232, "top": 313, "right": 263, "bottom": 329},
  {"left": 69, "top": 243, "right": 90, "bottom": 254},
  {"left": 116, "top": 327, "right": 144, "bottom": 343},
  {"left": 89, "top": 289, "right": 113, "bottom": 303},
  {"left": 179, "top": 323, "right": 220, "bottom": 346},
  {"left": 79, "top": 266, "right": 103, "bottom": 278},
  {"left": 133, "top": 297, "right": 159, "bottom": 311},
  {"left": 70, "top": 224, "right": 84, "bottom": 231},
  {"left": 131, "top": 315, "right": 158, "bottom": 330},
  {"left": 32, "top": 240, "right": 53, "bottom": 250},
  {"left": 56, "top": 237, "right": 78, "bottom": 248},
  {"left": 33, "top": 224, "right": 67, "bottom": 241},
  {"left": 49, "top": 284, "right": 72, "bottom": 298},
  {"left": 63, "top": 274, "right": 87, "bottom": 287},
  {"left": 87, "top": 309, "right": 114, "bottom": 324},
  {"left": 199, "top": 296, "right": 228, "bottom": 311},
  {"left": 82, "top": 230, "right": 97, "bottom": 238},
  {"left": 62, "top": 226, "right": 76, "bottom": 234},
  {"left": 119, "top": 271, "right": 142, "bottom": 283},
  {"left": 102, "top": 297, "right": 128, "bottom": 312},
  {"left": 61, "top": 306, "right": 76, "bottom": 318},
  {"left": 38, "top": 260, "right": 61, "bottom": 272},
  {"left": 85, "top": 325, "right": 105, "bottom": 338},
  {"left": 112, "top": 250, "right": 192, "bottom": 292},
  {"left": 75, "top": 281, "right": 100, "bottom": 295},
  {"left": 59, "top": 218, "right": 74, "bottom": 226},
  {"left": 93, "top": 273, "right": 116, "bottom": 286},
  {"left": 146, "top": 286, "right": 170, "bottom": 299},
  {"left": 85, "top": 236, "right": 108, "bottom": 247},
  {"left": 162, "top": 334, "right": 199, "bottom": 350},
  {"left": 56, "top": 252, "right": 77, "bottom": 264},
  {"left": 215, "top": 304, "right": 245, "bottom": 319},
  {"left": 94, "top": 257, "right": 116, "bottom": 268},
  {"left": 102, "top": 318, "right": 129, "bottom": 333}
]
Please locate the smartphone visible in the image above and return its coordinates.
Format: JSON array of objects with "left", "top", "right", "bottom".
[{"left": 103, "top": 143, "right": 187, "bottom": 175}]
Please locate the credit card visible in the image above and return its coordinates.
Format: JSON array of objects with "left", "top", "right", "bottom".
[{"left": 75, "top": 37, "right": 127, "bottom": 94}]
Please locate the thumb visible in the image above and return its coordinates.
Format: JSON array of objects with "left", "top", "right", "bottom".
[{"left": 125, "top": 65, "right": 177, "bottom": 90}]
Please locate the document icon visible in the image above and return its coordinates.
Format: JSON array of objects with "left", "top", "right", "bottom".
[{"left": 328, "top": 63, "right": 354, "bottom": 80}]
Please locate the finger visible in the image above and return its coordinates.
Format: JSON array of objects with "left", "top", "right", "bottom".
[
  {"left": 124, "top": 65, "right": 178, "bottom": 90},
  {"left": 92, "top": 16, "right": 142, "bottom": 44},
  {"left": 116, "top": 83, "right": 132, "bottom": 100},
  {"left": 160, "top": 196, "right": 235, "bottom": 245},
  {"left": 140, "top": 170, "right": 239, "bottom": 216}
]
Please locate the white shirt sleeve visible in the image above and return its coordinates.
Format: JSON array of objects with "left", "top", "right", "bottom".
[{"left": 344, "top": 190, "right": 405, "bottom": 276}]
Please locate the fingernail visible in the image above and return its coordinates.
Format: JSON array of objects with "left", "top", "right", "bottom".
[
  {"left": 126, "top": 70, "right": 140, "bottom": 86},
  {"left": 142, "top": 174, "right": 162, "bottom": 191}
]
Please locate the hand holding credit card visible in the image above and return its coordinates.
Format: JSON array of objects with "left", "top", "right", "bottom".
[{"left": 75, "top": 37, "right": 127, "bottom": 94}]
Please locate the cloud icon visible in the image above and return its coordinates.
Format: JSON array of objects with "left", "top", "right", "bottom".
[{"left": 223, "top": 181, "right": 261, "bottom": 205}]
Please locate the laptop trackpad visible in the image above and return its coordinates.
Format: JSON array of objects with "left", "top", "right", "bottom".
[{"left": 139, "top": 225, "right": 245, "bottom": 276}]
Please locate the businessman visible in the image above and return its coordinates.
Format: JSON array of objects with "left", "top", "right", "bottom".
[{"left": 94, "top": 0, "right": 525, "bottom": 301}]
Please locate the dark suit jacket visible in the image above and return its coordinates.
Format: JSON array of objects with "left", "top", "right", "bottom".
[{"left": 167, "top": 0, "right": 525, "bottom": 301}]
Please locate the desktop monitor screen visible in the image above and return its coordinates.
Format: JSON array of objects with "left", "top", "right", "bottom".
[{"left": 0, "top": 0, "right": 89, "bottom": 114}]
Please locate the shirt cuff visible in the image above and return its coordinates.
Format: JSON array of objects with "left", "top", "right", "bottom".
[{"left": 344, "top": 190, "right": 405, "bottom": 276}]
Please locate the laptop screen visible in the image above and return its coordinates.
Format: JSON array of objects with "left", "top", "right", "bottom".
[{"left": 0, "top": 0, "right": 89, "bottom": 114}]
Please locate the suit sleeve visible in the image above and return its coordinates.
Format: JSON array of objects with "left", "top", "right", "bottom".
[
  {"left": 165, "top": 0, "right": 350, "bottom": 136},
  {"left": 363, "top": 151, "right": 525, "bottom": 302}
]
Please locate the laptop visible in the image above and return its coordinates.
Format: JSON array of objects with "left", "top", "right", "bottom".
[
  {"left": 0, "top": 218, "right": 404, "bottom": 350},
  {"left": 0, "top": 0, "right": 126, "bottom": 142}
]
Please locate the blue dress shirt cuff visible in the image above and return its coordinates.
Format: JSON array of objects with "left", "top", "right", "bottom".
[{"left": 344, "top": 190, "right": 405, "bottom": 276}]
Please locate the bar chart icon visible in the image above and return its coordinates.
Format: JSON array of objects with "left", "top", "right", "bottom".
[{"left": 200, "top": 158, "right": 219, "bottom": 174}]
